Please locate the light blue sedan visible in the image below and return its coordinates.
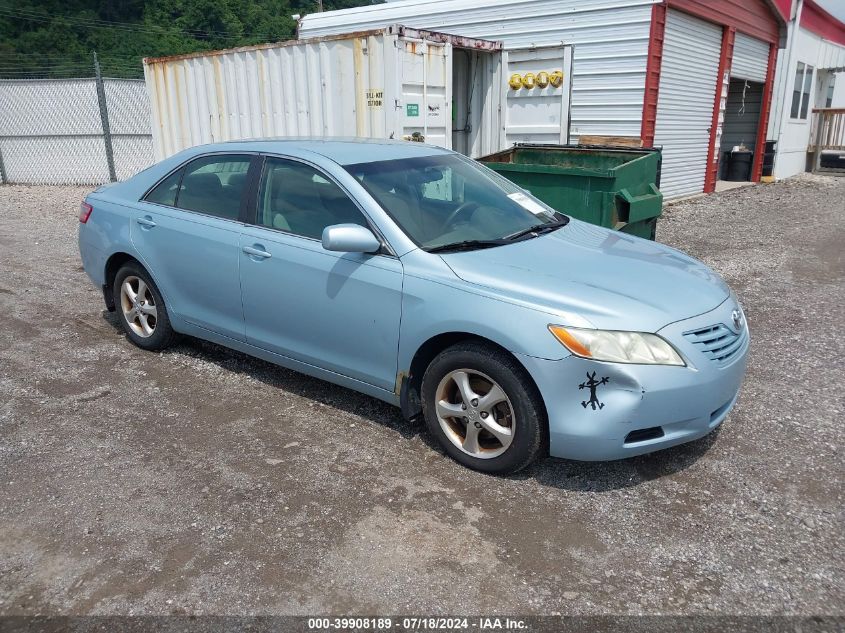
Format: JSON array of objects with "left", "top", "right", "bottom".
[{"left": 78, "top": 139, "right": 749, "bottom": 474}]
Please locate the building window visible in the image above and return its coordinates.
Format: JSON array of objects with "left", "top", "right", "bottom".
[
  {"left": 790, "top": 62, "right": 814, "bottom": 120},
  {"left": 825, "top": 76, "right": 835, "bottom": 108}
]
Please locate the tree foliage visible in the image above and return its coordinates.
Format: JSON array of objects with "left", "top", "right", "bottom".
[{"left": 0, "top": 0, "right": 379, "bottom": 78}]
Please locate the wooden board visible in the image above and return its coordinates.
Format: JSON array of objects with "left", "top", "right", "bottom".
[{"left": 578, "top": 135, "right": 644, "bottom": 147}]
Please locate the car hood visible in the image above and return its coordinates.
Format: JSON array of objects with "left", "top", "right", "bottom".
[{"left": 439, "top": 219, "right": 730, "bottom": 332}]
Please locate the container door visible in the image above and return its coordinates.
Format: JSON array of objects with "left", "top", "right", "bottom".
[
  {"left": 395, "top": 37, "right": 452, "bottom": 149},
  {"left": 652, "top": 10, "right": 722, "bottom": 199},
  {"left": 498, "top": 44, "right": 573, "bottom": 149}
]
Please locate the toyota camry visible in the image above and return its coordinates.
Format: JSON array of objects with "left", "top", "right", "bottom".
[{"left": 78, "top": 139, "right": 749, "bottom": 474}]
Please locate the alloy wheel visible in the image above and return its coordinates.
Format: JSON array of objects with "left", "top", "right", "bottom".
[
  {"left": 120, "top": 275, "right": 157, "bottom": 338},
  {"left": 434, "top": 369, "right": 515, "bottom": 459}
]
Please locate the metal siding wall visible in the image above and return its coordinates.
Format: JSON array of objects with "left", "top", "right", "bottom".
[
  {"left": 818, "top": 39, "right": 845, "bottom": 71},
  {"left": 731, "top": 32, "right": 769, "bottom": 82},
  {"left": 653, "top": 9, "right": 723, "bottom": 199},
  {"left": 299, "top": 0, "right": 656, "bottom": 141}
]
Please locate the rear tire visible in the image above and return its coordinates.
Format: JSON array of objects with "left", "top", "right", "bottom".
[
  {"left": 113, "top": 262, "right": 176, "bottom": 351},
  {"left": 421, "top": 341, "right": 546, "bottom": 474}
]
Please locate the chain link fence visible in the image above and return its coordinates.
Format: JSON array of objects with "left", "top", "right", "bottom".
[{"left": 0, "top": 77, "right": 154, "bottom": 185}]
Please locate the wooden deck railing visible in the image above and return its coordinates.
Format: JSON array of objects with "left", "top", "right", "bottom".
[
  {"left": 809, "top": 108, "right": 845, "bottom": 172},
  {"left": 810, "top": 108, "right": 845, "bottom": 151}
]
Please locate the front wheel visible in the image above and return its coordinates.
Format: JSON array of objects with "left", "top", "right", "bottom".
[{"left": 421, "top": 341, "right": 546, "bottom": 474}]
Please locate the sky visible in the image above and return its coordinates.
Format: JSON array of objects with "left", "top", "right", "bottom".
[{"left": 814, "top": 0, "right": 845, "bottom": 23}]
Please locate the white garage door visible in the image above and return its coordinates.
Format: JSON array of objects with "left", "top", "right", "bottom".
[
  {"left": 731, "top": 32, "right": 769, "bottom": 82},
  {"left": 653, "top": 10, "right": 723, "bottom": 199}
]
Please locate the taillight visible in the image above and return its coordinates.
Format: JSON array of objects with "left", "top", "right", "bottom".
[{"left": 79, "top": 201, "right": 93, "bottom": 223}]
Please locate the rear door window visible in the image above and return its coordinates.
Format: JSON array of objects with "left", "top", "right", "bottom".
[
  {"left": 144, "top": 168, "right": 183, "bottom": 206},
  {"left": 176, "top": 155, "right": 252, "bottom": 220}
]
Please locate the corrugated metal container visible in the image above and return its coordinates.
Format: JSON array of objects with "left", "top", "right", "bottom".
[
  {"left": 299, "top": 0, "right": 657, "bottom": 142},
  {"left": 144, "top": 26, "right": 460, "bottom": 158},
  {"left": 144, "top": 25, "right": 572, "bottom": 160}
]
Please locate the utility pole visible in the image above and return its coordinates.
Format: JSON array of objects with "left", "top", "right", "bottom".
[{"left": 93, "top": 51, "right": 117, "bottom": 182}]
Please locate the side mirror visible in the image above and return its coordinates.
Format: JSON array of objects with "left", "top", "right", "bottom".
[{"left": 321, "top": 224, "right": 381, "bottom": 254}]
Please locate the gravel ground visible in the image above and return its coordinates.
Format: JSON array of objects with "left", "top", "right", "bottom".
[{"left": 0, "top": 175, "right": 843, "bottom": 617}]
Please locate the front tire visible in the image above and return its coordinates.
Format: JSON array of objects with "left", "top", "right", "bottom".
[
  {"left": 421, "top": 341, "right": 546, "bottom": 474},
  {"left": 113, "top": 262, "right": 176, "bottom": 351}
]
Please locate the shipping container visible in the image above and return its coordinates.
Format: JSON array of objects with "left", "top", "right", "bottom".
[
  {"left": 143, "top": 25, "right": 572, "bottom": 160},
  {"left": 299, "top": 0, "right": 656, "bottom": 144}
]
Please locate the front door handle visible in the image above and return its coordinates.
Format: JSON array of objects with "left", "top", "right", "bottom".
[
  {"left": 136, "top": 216, "right": 156, "bottom": 229},
  {"left": 242, "top": 245, "right": 272, "bottom": 260}
]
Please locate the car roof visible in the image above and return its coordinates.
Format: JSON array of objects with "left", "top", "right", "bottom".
[{"left": 182, "top": 137, "right": 453, "bottom": 166}]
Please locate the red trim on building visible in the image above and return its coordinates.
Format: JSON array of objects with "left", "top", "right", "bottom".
[
  {"left": 752, "top": 43, "right": 778, "bottom": 181},
  {"left": 704, "top": 27, "right": 735, "bottom": 193},
  {"left": 666, "top": 0, "right": 782, "bottom": 43},
  {"left": 641, "top": 3, "right": 667, "bottom": 147},
  {"left": 802, "top": 0, "right": 845, "bottom": 47},
  {"left": 772, "top": 0, "right": 790, "bottom": 20}
]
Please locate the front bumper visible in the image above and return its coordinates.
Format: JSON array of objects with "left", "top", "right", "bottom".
[{"left": 519, "top": 299, "right": 749, "bottom": 461}]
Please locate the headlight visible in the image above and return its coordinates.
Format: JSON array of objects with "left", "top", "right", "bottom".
[{"left": 548, "top": 325, "right": 685, "bottom": 366}]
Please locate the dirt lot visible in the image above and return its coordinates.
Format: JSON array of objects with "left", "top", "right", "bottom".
[{"left": 0, "top": 175, "right": 843, "bottom": 617}]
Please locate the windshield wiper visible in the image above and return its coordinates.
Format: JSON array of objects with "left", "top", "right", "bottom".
[
  {"left": 424, "top": 239, "right": 509, "bottom": 254},
  {"left": 504, "top": 218, "right": 569, "bottom": 241}
]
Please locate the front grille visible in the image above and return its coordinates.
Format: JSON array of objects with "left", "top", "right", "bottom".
[{"left": 683, "top": 323, "right": 746, "bottom": 365}]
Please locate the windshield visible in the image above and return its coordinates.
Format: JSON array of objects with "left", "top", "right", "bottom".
[{"left": 344, "top": 153, "right": 565, "bottom": 250}]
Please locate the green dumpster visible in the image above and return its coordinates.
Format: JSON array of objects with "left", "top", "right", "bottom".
[{"left": 480, "top": 144, "right": 663, "bottom": 240}]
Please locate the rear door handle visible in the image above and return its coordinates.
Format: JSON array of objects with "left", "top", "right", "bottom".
[
  {"left": 136, "top": 216, "right": 156, "bottom": 228},
  {"left": 242, "top": 245, "right": 272, "bottom": 260}
]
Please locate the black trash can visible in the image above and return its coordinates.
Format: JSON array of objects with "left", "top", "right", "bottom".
[{"left": 725, "top": 149, "right": 753, "bottom": 181}]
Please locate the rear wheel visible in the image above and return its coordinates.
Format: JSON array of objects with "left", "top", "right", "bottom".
[
  {"left": 421, "top": 341, "right": 546, "bottom": 474},
  {"left": 113, "top": 263, "right": 176, "bottom": 351}
]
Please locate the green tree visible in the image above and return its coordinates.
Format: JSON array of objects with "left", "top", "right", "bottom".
[{"left": 0, "top": 0, "right": 379, "bottom": 78}]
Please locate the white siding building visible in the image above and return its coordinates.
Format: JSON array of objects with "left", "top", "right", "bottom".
[
  {"left": 300, "top": 0, "right": 785, "bottom": 199},
  {"left": 300, "top": 0, "right": 655, "bottom": 143},
  {"left": 768, "top": 0, "right": 845, "bottom": 179}
]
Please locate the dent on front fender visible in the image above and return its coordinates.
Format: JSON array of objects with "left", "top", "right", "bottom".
[
  {"left": 515, "top": 345, "right": 747, "bottom": 461},
  {"left": 548, "top": 357, "right": 646, "bottom": 433}
]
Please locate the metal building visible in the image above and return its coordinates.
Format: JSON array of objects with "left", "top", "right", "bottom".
[
  {"left": 300, "top": 0, "right": 786, "bottom": 199},
  {"left": 144, "top": 26, "right": 573, "bottom": 162}
]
